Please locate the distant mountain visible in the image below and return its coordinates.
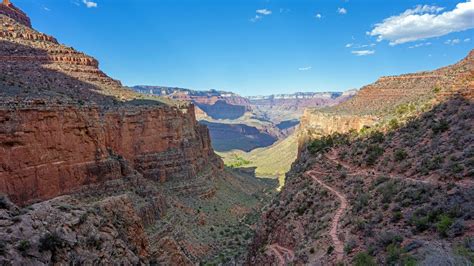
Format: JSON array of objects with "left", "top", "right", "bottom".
[{"left": 132, "top": 86, "right": 356, "bottom": 152}]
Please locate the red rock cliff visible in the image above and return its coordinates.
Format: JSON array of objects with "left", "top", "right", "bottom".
[{"left": 0, "top": 3, "right": 222, "bottom": 205}]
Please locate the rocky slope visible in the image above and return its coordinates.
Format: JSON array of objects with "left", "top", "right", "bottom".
[
  {"left": 0, "top": 2, "right": 275, "bottom": 264},
  {"left": 247, "top": 50, "right": 473, "bottom": 265}
]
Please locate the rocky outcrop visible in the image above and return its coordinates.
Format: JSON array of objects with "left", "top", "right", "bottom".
[
  {"left": 0, "top": 4, "right": 222, "bottom": 206},
  {"left": 297, "top": 110, "right": 377, "bottom": 152},
  {"left": 296, "top": 50, "right": 473, "bottom": 153},
  {"left": 0, "top": 193, "right": 150, "bottom": 264},
  {"left": 0, "top": 104, "right": 219, "bottom": 205},
  {"left": 328, "top": 50, "right": 473, "bottom": 116},
  {"left": 0, "top": 0, "right": 30, "bottom": 27}
]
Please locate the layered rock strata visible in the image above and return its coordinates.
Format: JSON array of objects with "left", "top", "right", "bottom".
[{"left": 0, "top": 2, "right": 221, "bottom": 205}]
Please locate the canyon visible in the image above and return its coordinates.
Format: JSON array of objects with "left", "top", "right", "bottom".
[
  {"left": 0, "top": 1, "right": 473, "bottom": 265},
  {"left": 0, "top": 3, "right": 274, "bottom": 264},
  {"left": 132, "top": 86, "right": 355, "bottom": 152}
]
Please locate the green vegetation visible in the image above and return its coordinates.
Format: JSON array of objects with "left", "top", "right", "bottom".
[
  {"left": 225, "top": 154, "right": 251, "bottom": 168},
  {"left": 308, "top": 133, "right": 350, "bottom": 154},
  {"left": 388, "top": 118, "right": 399, "bottom": 130},
  {"left": 218, "top": 133, "right": 298, "bottom": 189},
  {"left": 394, "top": 148, "right": 408, "bottom": 162},
  {"left": 365, "top": 144, "right": 384, "bottom": 166},
  {"left": 353, "top": 252, "right": 376, "bottom": 266},
  {"left": 436, "top": 214, "right": 453, "bottom": 237},
  {"left": 16, "top": 240, "right": 30, "bottom": 255},
  {"left": 431, "top": 119, "right": 449, "bottom": 134}
]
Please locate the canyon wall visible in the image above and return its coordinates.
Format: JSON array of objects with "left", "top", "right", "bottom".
[
  {"left": 0, "top": 4, "right": 221, "bottom": 205},
  {"left": 296, "top": 50, "right": 473, "bottom": 151},
  {"left": 297, "top": 110, "right": 377, "bottom": 151},
  {"left": 0, "top": 104, "right": 219, "bottom": 205}
]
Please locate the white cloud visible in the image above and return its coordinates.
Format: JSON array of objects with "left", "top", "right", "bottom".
[
  {"left": 298, "top": 66, "right": 312, "bottom": 71},
  {"left": 315, "top": 13, "right": 322, "bottom": 19},
  {"left": 82, "top": 0, "right": 97, "bottom": 8},
  {"left": 250, "top": 15, "right": 262, "bottom": 22},
  {"left": 256, "top": 9, "right": 272, "bottom": 15},
  {"left": 337, "top": 7, "right": 347, "bottom": 15},
  {"left": 408, "top": 42, "right": 432, "bottom": 48},
  {"left": 464, "top": 38, "right": 471, "bottom": 42},
  {"left": 351, "top": 50, "right": 375, "bottom": 56},
  {"left": 251, "top": 9, "right": 271, "bottom": 22},
  {"left": 345, "top": 43, "right": 376, "bottom": 49},
  {"left": 369, "top": 1, "right": 474, "bottom": 45},
  {"left": 445, "top": 38, "right": 461, "bottom": 45},
  {"left": 43, "top": 7, "right": 51, "bottom": 11}
]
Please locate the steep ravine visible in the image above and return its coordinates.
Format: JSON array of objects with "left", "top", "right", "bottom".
[{"left": 0, "top": 3, "right": 275, "bottom": 264}]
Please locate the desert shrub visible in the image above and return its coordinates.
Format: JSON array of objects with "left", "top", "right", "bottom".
[
  {"left": 354, "top": 193, "right": 370, "bottom": 212},
  {"left": 365, "top": 145, "right": 384, "bottom": 166},
  {"left": 353, "top": 252, "right": 376, "bottom": 266},
  {"left": 431, "top": 119, "right": 449, "bottom": 134},
  {"left": 421, "top": 156, "right": 443, "bottom": 171},
  {"left": 394, "top": 149, "right": 408, "bottom": 162},
  {"left": 16, "top": 240, "right": 30, "bottom": 255},
  {"left": 369, "top": 131, "right": 385, "bottom": 143},
  {"left": 372, "top": 176, "right": 389, "bottom": 188},
  {"left": 308, "top": 133, "right": 350, "bottom": 154},
  {"left": 378, "top": 180, "right": 400, "bottom": 203},
  {"left": 449, "top": 163, "right": 464, "bottom": 174},
  {"left": 454, "top": 238, "right": 474, "bottom": 262},
  {"left": 388, "top": 118, "right": 399, "bottom": 130},
  {"left": 436, "top": 214, "right": 453, "bottom": 237},
  {"left": 391, "top": 211, "right": 403, "bottom": 223},
  {"left": 39, "top": 232, "right": 64, "bottom": 252},
  {"left": 386, "top": 244, "right": 402, "bottom": 264},
  {"left": 433, "top": 86, "right": 442, "bottom": 93},
  {"left": 378, "top": 231, "right": 403, "bottom": 248}
]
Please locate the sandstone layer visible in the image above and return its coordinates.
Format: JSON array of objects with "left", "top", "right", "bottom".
[{"left": 0, "top": 3, "right": 221, "bottom": 206}]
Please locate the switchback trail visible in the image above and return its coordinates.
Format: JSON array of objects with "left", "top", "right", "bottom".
[
  {"left": 266, "top": 244, "right": 295, "bottom": 266},
  {"left": 306, "top": 169, "right": 348, "bottom": 262}
]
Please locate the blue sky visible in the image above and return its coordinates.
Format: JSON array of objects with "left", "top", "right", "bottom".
[{"left": 15, "top": 0, "right": 474, "bottom": 96}]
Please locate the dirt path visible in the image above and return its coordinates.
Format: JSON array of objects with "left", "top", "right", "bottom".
[
  {"left": 266, "top": 244, "right": 295, "bottom": 266},
  {"left": 306, "top": 169, "right": 348, "bottom": 262}
]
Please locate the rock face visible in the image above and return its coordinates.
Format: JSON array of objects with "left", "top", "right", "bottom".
[
  {"left": 0, "top": 105, "right": 218, "bottom": 205},
  {"left": 297, "top": 111, "right": 377, "bottom": 151},
  {"left": 133, "top": 86, "right": 252, "bottom": 120},
  {"left": 200, "top": 121, "right": 277, "bottom": 152},
  {"left": 0, "top": 0, "right": 30, "bottom": 27},
  {"left": 296, "top": 50, "right": 474, "bottom": 152},
  {"left": 0, "top": 3, "right": 221, "bottom": 206}
]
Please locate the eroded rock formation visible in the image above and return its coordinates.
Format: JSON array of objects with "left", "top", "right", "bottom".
[{"left": 0, "top": 3, "right": 221, "bottom": 206}]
